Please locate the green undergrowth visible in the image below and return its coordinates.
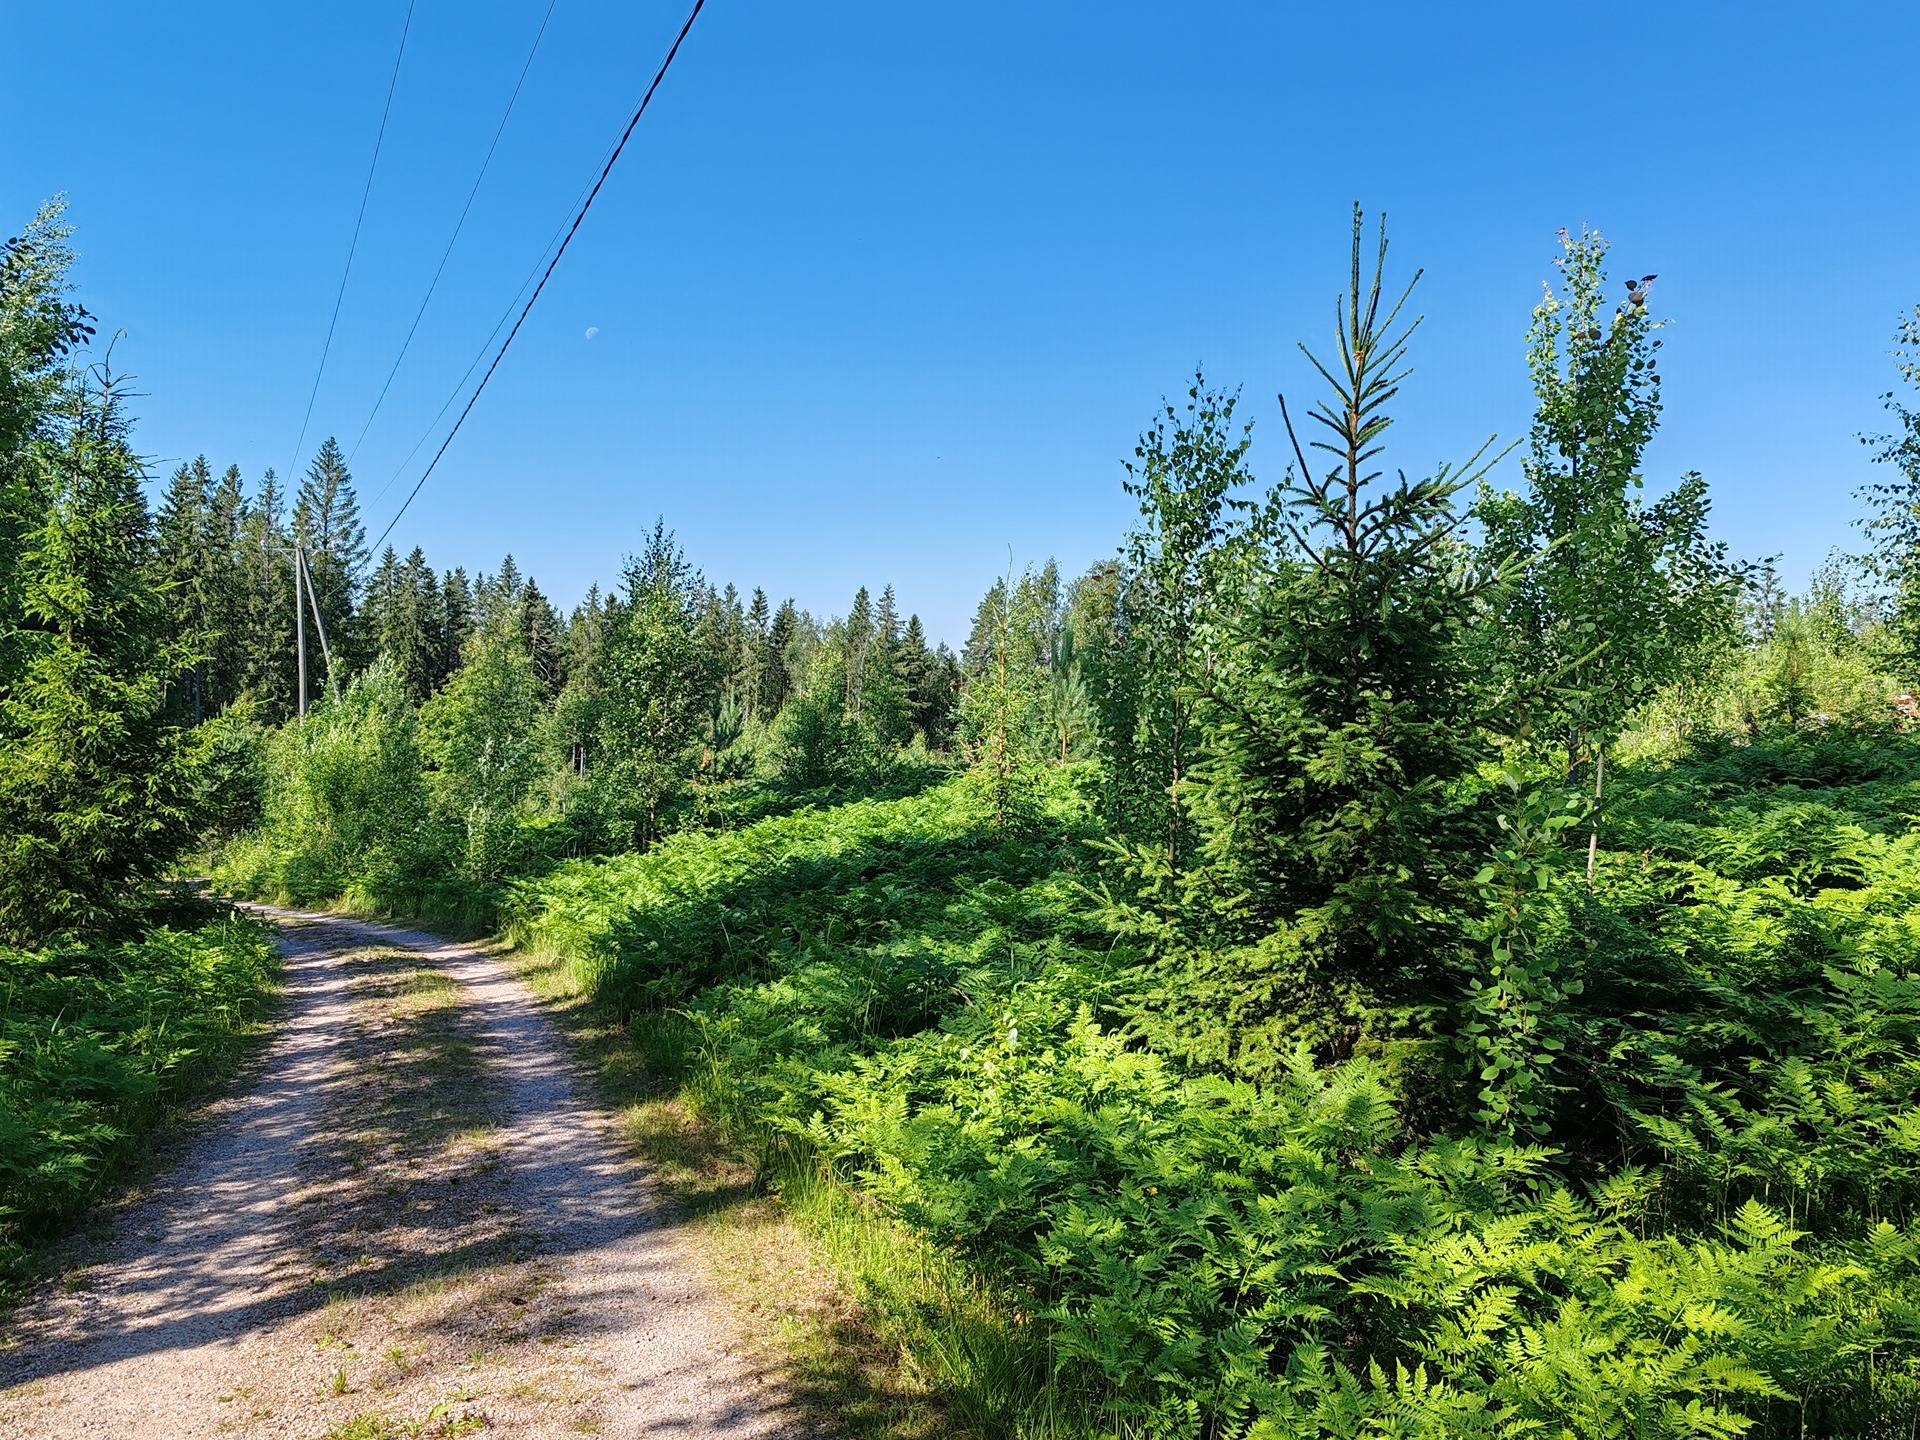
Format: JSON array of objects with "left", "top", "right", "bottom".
[
  {"left": 496, "top": 770, "right": 1100, "bottom": 1439},
  {"left": 505, "top": 977, "right": 1044, "bottom": 1440},
  {"left": 490, "top": 740, "right": 1920, "bottom": 1438},
  {"left": 0, "top": 909, "right": 277, "bottom": 1302}
]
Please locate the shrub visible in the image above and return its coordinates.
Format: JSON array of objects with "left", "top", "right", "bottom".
[{"left": 0, "top": 915, "right": 275, "bottom": 1294}]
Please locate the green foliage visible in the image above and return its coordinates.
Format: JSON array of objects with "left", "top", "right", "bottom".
[
  {"left": 0, "top": 345, "right": 198, "bottom": 944},
  {"left": 1122, "top": 209, "right": 1506, "bottom": 1068},
  {"left": 495, "top": 736, "right": 1920, "bottom": 1438},
  {"left": 1477, "top": 225, "right": 1745, "bottom": 781},
  {"left": 959, "top": 564, "right": 1058, "bottom": 824},
  {"left": 214, "top": 655, "right": 438, "bottom": 907},
  {"left": 774, "top": 646, "right": 871, "bottom": 790},
  {"left": 418, "top": 619, "right": 545, "bottom": 881},
  {"left": 1856, "top": 306, "right": 1920, "bottom": 677},
  {"left": 0, "top": 915, "right": 275, "bottom": 1294},
  {"left": 172, "top": 198, "right": 1920, "bottom": 1440},
  {"left": 1105, "top": 376, "right": 1251, "bottom": 863},
  {"left": 585, "top": 524, "right": 725, "bottom": 848},
  {"left": 1458, "top": 773, "right": 1585, "bottom": 1137}
]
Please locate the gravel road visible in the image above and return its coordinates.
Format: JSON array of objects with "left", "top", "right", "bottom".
[{"left": 0, "top": 907, "right": 798, "bottom": 1440}]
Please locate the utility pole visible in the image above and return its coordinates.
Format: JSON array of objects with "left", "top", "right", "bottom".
[
  {"left": 299, "top": 548, "right": 339, "bottom": 701},
  {"left": 295, "top": 544, "right": 307, "bottom": 720}
]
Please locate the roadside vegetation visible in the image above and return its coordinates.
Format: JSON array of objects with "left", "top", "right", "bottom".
[
  {"left": 0, "top": 912, "right": 274, "bottom": 1299},
  {"left": 10, "top": 186, "right": 1920, "bottom": 1436},
  {"left": 0, "top": 204, "right": 279, "bottom": 1303}
]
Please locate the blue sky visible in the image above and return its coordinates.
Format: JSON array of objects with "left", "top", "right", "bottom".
[{"left": 5, "top": 1, "right": 1916, "bottom": 644}]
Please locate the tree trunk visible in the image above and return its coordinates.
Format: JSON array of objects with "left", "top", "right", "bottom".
[{"left": 1585, "top": 747, "right": 1606, "bottom": 888}]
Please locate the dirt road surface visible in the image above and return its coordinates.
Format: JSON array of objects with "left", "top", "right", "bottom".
[{"left": 0, "top": 907, "right": 799, "bottom": 1440}]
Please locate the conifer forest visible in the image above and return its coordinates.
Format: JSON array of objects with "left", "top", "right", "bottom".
[{"left": 7, "top": 123, "right": 1920, "bottom": 1440}]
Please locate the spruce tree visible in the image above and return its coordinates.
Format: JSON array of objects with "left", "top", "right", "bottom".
[
  {"left": 742, "top": 586, "right": 771, "bottom": 722},
  {"left": 153, "top": 456, "right": 213, "bottom": 721},
  {"left": 292, "top": 436, "right": 365, "bottom": 687},
  {"left": 962, "top": 578, "right": 1008, "bottom": 680},
  {"left": 205, "top": 462, "right": 247, "bottom": 710},
  {"left": 900, "top": 612, "right": 933, "bottom": 736},
  {"left": 1145, "top": 208, "right": 1508, "bottom": 1071},
  {"left": 925, "top": 644, "right": 962, "bottom": 746},
  {"left": 363, "top": 545, "right": 403, "bottom": 659},
  {"left": 404, "top": 548, "right": 445, "bottom": 693},
  {"left": 2, "top": 200, "right": 94, "bottom": 683},
  {"left": 439, "top": 566, "right": 474, "bottom": 686},
  {"left": 845, "top": 585, "right": 873, "bottom": 716},
  {"left": 520, "top": 575, "right": 564, "bottom": 698},
  {"left": 862, "top": 583, "right": 910, "bottom": 744},
  {"left": 762, "top": 598, "right": 799, "bottom": 719},
  {"left": 0, "top": 360, "right": 196, "bottom": 942},
  {"left": 236, "top": 467, "right": 295, "bottom": 718}
]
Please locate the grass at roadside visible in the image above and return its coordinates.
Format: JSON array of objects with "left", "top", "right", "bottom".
[{"left": 0, "top": 908, "right": 278, "bottom": 1309}]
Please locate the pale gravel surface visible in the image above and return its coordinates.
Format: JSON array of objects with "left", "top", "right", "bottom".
[{"left": 0, "top": 906, "right": 798, "bottom": 1440}]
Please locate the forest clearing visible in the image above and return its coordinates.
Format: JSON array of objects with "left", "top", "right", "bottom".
[{"left": 5, "top": 4, "right": 1920, "bottom": 1438}]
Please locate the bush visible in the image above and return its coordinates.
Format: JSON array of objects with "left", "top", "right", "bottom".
[
  {"left": 0, "top": 914, "right": 276, "bottom": 1295},
  {"left": 210, "top": 657, "right": 442, "bottom": 908}
]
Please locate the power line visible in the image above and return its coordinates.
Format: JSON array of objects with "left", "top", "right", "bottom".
[
  {"left": 286, "top": 0, "right": 416, "bottom": 486},
  {"left": 346, "top": 0, "right": 562, "bottom": 465},
  {"left": 361, "top": 166, "right": 599, "bottom": 517},
  {"left": 361, "top": 115, "right": 631, "bottom": 516},
  {"left": 368, "top": 0, "right": 709, "bottom": 557}
]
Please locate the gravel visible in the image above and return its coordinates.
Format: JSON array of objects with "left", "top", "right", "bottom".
[{"left": 0, "top": 907, "right": 800, "bottom": 1439}]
